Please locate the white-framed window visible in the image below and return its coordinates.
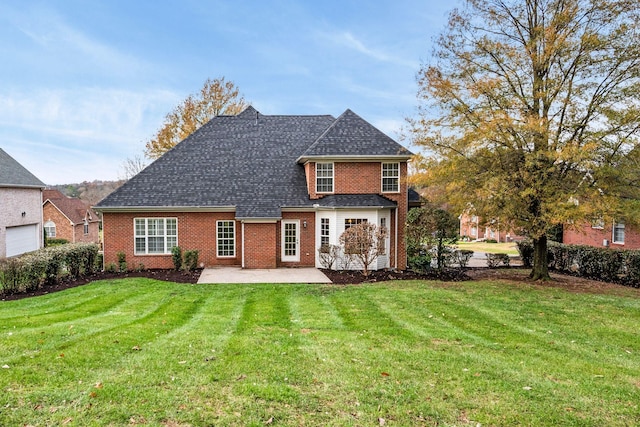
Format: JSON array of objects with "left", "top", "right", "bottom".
[
  {"left": 344, "top": 218, "right": 367, "bottom": 230},
  {"left": 591, "top": 218, "right": 605, "bottom": 229},
  {"left": 83, "top": 220, "right": 89, "bottom": 235},
  {"left": 134, "top": 218, "right": 177, "bottom": 255},
  {"left": 381, "top": 163, "right": 400, "bottom": 193},
  {"left": 471, "top": 226, "right": 477, "bottom": 237},
  {"left": 44, "top": 221, "right": 56, "bottom": 238},
  {"left": 613, "top": 222, "right": 625, "bottom": 244},
  {"left": 320, "top": 218, "right": 330, "bottom": 248},
  {"left": 379, "top": 217, "right": 387, "bottom": 255},
  {"left": 316, "top": 163, "right": 334, "bottom": 193},
  {"left": 217, "top": 220, "right": 235, "bottom": 257}
]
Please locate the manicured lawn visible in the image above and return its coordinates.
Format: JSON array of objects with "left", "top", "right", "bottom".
[
  {"left": 1, "top": 278, "right": 639, "bottom": 426},
  {"left": 458, "top": 241, "right": 520, "bottom": 255}
]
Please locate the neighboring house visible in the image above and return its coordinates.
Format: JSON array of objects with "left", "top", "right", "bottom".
[
  {"left": 0, "top": 148, "right": 46, "bottom": 258},
  {"left": 459, "top": 213, "right": 525, "bottom": 243},
  {"left": 42, "top": 189, "right": 101, "bottom": 244},
  {"left": 95, "top": 107, "right": 413, "bottom": 270},
  {"left": 564, "top": 220, "right": 640, "bottom": 249}
]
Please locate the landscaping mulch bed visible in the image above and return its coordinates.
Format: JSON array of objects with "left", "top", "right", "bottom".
[
  {"left": 3, "top": 267, "right": 639, "bottom": 301},
  {"left": 1, "top": 269, "right": 202, "bottom": 302}
]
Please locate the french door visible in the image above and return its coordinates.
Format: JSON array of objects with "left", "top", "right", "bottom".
[{"left": 282, "top": 220, "right": 300, "bottom": 262}]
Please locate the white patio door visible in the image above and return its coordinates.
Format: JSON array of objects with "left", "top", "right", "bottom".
[{"left": 282, "top": 220, "right": 300, "bottom": 262}]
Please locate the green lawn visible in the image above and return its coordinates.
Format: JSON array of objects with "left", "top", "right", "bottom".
[
  {"left": 457, "top": 241, "right": 520, "bottom": 255},
  {"left": 1, "top": 279, "right": 639, "bottom": 426}
]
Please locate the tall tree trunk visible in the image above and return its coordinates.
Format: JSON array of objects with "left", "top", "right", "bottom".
[{"left": 530, "top": 235, "right": 550, "bottom": 280}]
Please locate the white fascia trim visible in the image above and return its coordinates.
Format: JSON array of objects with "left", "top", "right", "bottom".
[
  {"left": 95, "top": 206, "right": 236, "bottom": 213},
  {"left": 297, "top": 155, "right": 412, "bottom": 164},
  {"left": 238, "top": 218, "right": 280, "bottom": 223}
]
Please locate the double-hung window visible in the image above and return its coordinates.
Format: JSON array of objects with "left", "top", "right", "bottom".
[
  {"left": 135, "top": 218, "right": 177, "bottom": 255},
  {"left": 83, "top": 220, "right": 89, "bottom": 235},
  {"left": 217, "top": 220, "right": 235, "bottom": 257},
  {"left": 382, "top": 163, "right": 400, "bottom": 193},
  {"left": 316, "top": 163, "right": 334, "bottom": 193},
  {"left": 44, "top": 221, "right": 56, "bottom": 238},
  {"left": 613, "top": 222, "right": 625, "bottom": 244}
]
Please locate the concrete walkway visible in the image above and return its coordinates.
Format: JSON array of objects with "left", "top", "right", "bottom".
[{"left": 197, "top": 267, "right": 332, "bottom": 284}]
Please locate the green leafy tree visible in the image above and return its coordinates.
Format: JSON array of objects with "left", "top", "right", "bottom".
[
  {"left": 406, "top": 205, "right": 459, "bottom": 272},
  {"left": 145, "top": 77, "right": 247, "bottom": 159},
  {"left": 411, "top": 0, "right": 640, "bottom": 280}
]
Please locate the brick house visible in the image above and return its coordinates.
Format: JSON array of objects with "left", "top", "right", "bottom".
[
  {"left": 459, "top": 213, "right": 524, "bottom": 243},
  {"left": 42, "top": 189, "right": 101, "bottom": 244},
  {"left": 563, "top": 220, "right": 640, "bottom": 249},
  {"left": 95, "top": 107, "right": 413, "bottom": 270},
  {"left": 0, "top": 148, "right": 46, "bottom": 258}
]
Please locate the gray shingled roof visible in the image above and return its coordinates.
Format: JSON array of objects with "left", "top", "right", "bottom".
[
  {"left": 298, "top": 109, "right": 412, "bottom": 161},
  {"left": 97, "top": 107, "right": 411, "bottom": 218},
  {"left": 0, "top": 148, "right": 46, "bottom": 188}
]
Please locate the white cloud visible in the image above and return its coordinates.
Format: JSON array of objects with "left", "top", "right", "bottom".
[{"left": 0, "top": 87, "right": 181, "bottom": 184}]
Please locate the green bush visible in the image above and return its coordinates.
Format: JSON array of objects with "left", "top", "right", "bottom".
[
  {"left": 117, "top": 252, "right": 127, "bottom": 272},
  {"left": 46, "top": 238, "right": 69, "bottom": 246},
  {"left": 0, "top": 243, "right": 99, "bottom": 296},
  {"left": 516, "top": 240, "right": 534, "bottom": 268},
  {"left": 486, "top": 253, "right": 509, "bottom": 268},
  {"left": 485, "top": 239, "right": 498, "bottom": 243},
  {"left": 408, "top": 254, "right": 432, "bottom": 274},
  {"left": 171, "top": 246, "right": 183, "bottom": 270},
  {"left": 452, "top": 249, "right": 474, "bottom": 268},
  {"left": 183, "top": 250, "right": 200, "bottom": 272}
]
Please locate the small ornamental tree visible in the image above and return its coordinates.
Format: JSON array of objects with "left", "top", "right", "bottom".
[
  {"left": 339, "top": 223, "right": 387, "bottom": 276},
  {"left": 406, "top": 204, "right": 459, "bottom": 272}
]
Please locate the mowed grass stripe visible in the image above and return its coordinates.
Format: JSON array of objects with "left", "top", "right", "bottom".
[{"left": 1, "top": 279, "right": 639, "bottom": 426}]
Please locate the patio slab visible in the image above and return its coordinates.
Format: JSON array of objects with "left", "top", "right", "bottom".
[{"left": 197, "top": 267, "right": 332, "bottom": 284}]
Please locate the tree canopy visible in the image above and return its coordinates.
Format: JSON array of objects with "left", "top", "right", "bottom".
[
  {"left": 410, "top": 0, "right": 640, "bottom": 279},
  {"left": 145, "top": 77, "right": 247, "bottom": 159}
]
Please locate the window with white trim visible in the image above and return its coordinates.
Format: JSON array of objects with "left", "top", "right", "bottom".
[
  {"left": 320, "top": 218, "right": 330, "bottom": 248},
  {"left": 44, "top": 221, "right": 56, "bottom": 238},
  {"left": 379, "top": 217, "right": 387, "bottom": 255},
  {"left": 316, "top": 162, "right": 334, "bottom": 193},
  {"left": 613, "top": 222, "right": 625, "bottom": 244},
  {"left": 83, "top": 220, "right": 89, "bottom": 235},
  {"left": 344, "top": 218, "right": 367, "bottom": 230},
  {"left": 591, "top": 218, "right": 604, "bottom": 229},
  {"left": 134, "top": 218, "right": 177, "bottom": 255},
  {"left": 382, "top": 163, "right": 400, "bottom": 192},
  {"left": 217, "top": 220, "right": 235, "bottom": 257}
]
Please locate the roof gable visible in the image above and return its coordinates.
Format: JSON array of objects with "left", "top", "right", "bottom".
[
  {"left": 43, "top": 189, "right": 98, "bottom": 224},
  {"left": 298, "top": 109, "right": 412, "bottom": 161},
  {"left": 0, "top": 148, "right": 46, "bottom": 188}
]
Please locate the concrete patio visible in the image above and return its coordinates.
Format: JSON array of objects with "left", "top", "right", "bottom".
[{"left": 197, "top": 267, "right": 332, "bottom": 284}]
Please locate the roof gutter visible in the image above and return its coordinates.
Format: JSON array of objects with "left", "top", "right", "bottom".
[
  {"left": 296, "top": 154, "right": 413, "bottom": 164},
  {"left": 94, "top": 206, "right": 237, "bottom": 213}
]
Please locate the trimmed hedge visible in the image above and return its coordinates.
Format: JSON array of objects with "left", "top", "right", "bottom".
[
  {"left": 516, "top": 240, "right": 639, "bottom": 288},
  {"left": 0, "top": 243, "right": 100, "bottom": 296}
]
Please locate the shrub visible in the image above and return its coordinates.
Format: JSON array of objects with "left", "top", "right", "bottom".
[
  {"left": 486, "top": 253, "right": 510, "bottom": 268},
  {"left": 105, "top": 262, "right": 117, "bottom": 273},
  {"left": 452, "top": 249, "right": 474, "bottom": 268},
  {"left": 117, "top": 252, "right": 127, "bottom": 272},
  {"left": 408, "top": 253, "right": 432, "bottom": 274},
  {"left": 0, "top": 243, "right": 99, "bottom": 296},
  {"left": 318, "top": 244, "right": 340, "bottom": 269},
  {"left": 516, "top": 240, "right": 534, "bottom": 268},
  {"left": 46, "top": 238, "right": 69, "bottom": 246},
  {"left": 183, "top": 250, "right": 200, "bottom": 272},
  {"left": 485, "top": 239, "right": 498, "bottom": 243},
  {"left": 171, "top": 246, "right": 183, "bottom": 271}
]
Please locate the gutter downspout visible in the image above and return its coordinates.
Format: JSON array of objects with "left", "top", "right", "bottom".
[
  {"left": 394, "top": 206, "right": 398, "bottom": 270},
  {"left": 241, "top": 221, "right": 245, "bottom": 268}
]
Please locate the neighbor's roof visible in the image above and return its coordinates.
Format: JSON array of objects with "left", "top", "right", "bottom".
[
  {"left": 0, "top": 148, "right": 46, "bottom": 188},
  {"left": 96, "top": 106, "right": 412, "bottom": 218},
  {"left": 43, "top": 189, "right": 99, "bottom": 224}
]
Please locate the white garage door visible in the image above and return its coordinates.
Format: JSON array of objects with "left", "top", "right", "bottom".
[{"left": 6, "top": 224, "right": 39, "bottom": 257}]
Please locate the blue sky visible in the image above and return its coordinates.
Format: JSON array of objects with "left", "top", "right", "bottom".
[{"left": 0, "top": 0, "right": 459, "bottom": 185}]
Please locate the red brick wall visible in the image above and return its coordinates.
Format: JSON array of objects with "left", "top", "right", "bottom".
[
  {"left": 243, "top": 222, "right": 277, "bottom": 269},
  {"left": 564, "top": 222, "right": 640, "bottom": 249},
  {"left": 43, "top": 203, "right": 100, "bottom": 244},
  {"left": 102, "top": 212, "right": 240, "bottom": 269}
]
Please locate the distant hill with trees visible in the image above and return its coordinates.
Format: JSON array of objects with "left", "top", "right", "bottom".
[{"left": 51, "top": 180, "right": 125, "bottom": 206}]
